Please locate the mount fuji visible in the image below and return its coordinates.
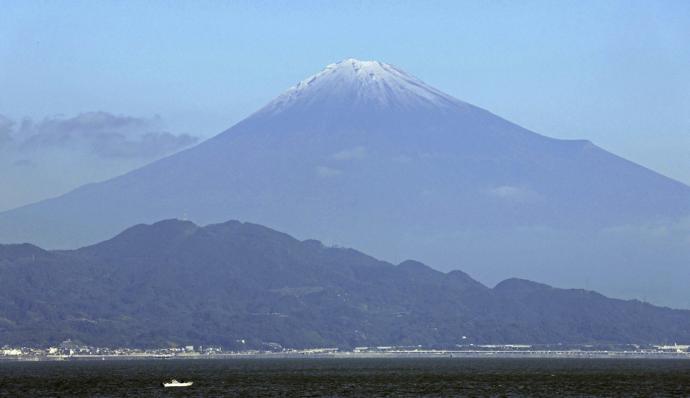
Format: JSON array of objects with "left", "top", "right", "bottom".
[{"left": 2, "top": 59, "right": 689, "bottom": 306}]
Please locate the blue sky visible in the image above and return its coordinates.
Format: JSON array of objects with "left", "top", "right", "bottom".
[{"left": 1, "top": 0, "right": 689, "bottom": 209}]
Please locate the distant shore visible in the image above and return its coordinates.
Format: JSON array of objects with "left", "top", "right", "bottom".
[{"left": 3, "top": 350, "right": 690, "bottom": 362}]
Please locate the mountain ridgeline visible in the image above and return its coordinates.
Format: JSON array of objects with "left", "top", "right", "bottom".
[
  {"left": 1, "top": 219, "right": 689, "bottom": 349},
  {"left": 1, "top": 59, "right": 689, "bottom": 307}
]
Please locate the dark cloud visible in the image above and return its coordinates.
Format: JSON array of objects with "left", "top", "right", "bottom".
[
  {"left": 0, "top": 112, "right": 201, "bottom": 211},
  {"left": 4, "top": 112, "right": 199, "bottom": 159}
]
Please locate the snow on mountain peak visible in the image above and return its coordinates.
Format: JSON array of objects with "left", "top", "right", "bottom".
[{"left": 257, "top": 58, "right": 467, "bottom": 116}]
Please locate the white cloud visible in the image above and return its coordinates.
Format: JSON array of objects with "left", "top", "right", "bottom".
[
  {"left": 487, "top": 185, "right": 542, "bottom": 203},
  {"left": 331, "top": 146, "right": 367, "bottom": 160},
  {"left": 601, "top": 216, "right": 690, "bottom": 243},
  {"left": 316, "top": 165, "right": 342, "bottom": 177},
  {"left": 391, "top": 154, "right": 412, "bottom": 163}
]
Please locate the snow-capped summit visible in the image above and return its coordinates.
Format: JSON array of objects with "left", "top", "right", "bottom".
[{"left": 257, "top": 58, "right": 467, "bottom": 117}]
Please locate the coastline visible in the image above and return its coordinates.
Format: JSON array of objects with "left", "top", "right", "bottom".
[{"left": 3, "top": 350, "right": 690, "bottom": 362}]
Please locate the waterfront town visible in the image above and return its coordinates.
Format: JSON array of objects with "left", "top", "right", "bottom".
[{"left": 2, "top": 341, "right": 689, "bottom": 361}]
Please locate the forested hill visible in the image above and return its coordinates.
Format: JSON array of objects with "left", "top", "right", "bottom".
[{"left": 1, "top": 219, "right": 688, "bottom": 348}]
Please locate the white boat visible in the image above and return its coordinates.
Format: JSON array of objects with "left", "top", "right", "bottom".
[{"left": 162, "top": 379, "right": 193, "bottom": 387}]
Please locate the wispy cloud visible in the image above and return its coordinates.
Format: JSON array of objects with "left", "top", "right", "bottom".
[
  {"left": 0, "top": 112, "right": 201, "bottom": 211},
  {"left": 601, "top": 216, "right": 690, "bottom": 243},
  {"left": 316, "top": 165, "right": 342, "bottom": 177},
  {"left": 332, "top": 146, "right": 367, "bottom": 161},
  {"left": 9, "top": 112, "right": 198, "bottom": 159},
  {"left": 486, "top": 185, "right": 542, "bottom": 203}
]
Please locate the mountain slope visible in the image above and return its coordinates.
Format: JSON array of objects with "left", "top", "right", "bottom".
[
  {"left": 1, "top": 219, "right": 689, "bottom": 348},
  {"left": 1, "top": 59, "right": 689, "bottom": 307}
]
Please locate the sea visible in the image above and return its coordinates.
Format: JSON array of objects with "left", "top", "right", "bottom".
[{"left": 1, "top": 357, "right": 690, "bottom": 397}]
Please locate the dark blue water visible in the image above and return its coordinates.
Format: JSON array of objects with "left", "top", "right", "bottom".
[{"left": 1, "top": 358, "right": 690, "bottom": 397}]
